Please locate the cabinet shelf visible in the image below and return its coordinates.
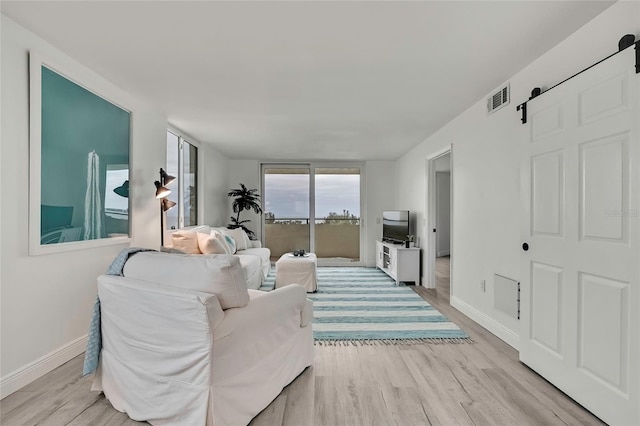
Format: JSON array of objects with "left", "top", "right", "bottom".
[{"left": 376, "top": 240, "right": 420, "bottom": 285}]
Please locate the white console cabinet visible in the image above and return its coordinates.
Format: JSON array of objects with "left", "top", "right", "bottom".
[{"left": 376, "top": 240, "right": 420, "bottom": 285}]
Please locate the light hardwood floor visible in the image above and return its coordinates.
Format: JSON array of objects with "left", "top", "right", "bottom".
[{"left": 1, "top": 258, "right": 603, "bottom": 425}]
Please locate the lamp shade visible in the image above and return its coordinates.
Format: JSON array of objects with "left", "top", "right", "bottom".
[
  {"left": 161, "top": 198, "right": 177, "bottom": 212},
  {"left": 155, "top": 181, "right": 171, "bottom": 199},
  {"left": 160, "top": 168, "right": 176, "bottom": 186},
  {"left": 113, "top": 180, "right": 129, "bottom": 198}
]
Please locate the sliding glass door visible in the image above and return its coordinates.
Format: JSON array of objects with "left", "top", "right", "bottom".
[
  {"left": 262, "top": 164, "right": 362, "bottom": 265},
  {"left": 263, "top": 166, "right": 311, "bottom": 257},
  {"left": 314, "top": 168, "right": 360, "bottom": 261}
]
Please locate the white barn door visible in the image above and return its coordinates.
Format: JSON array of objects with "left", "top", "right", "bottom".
[{"left": 520, "top": 46, "right": 639, "bottom": 425}]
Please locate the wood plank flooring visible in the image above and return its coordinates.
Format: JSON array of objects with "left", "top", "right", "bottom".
[{"left": 1, "top": 258, "right": 603, "bottom": 425}]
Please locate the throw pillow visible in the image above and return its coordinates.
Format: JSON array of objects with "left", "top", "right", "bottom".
[
  {"left": 239, "top": 228, "right": 252, "bottom": 248},
  {"left": 224, "top": 228, "right": 249, "bottom": 251},
  {"left": 224, "top": 235, "right": 237, "bottom": 254},
  {"left": 197, "top": 232, "right": 228, "bottom": 255},
  {"left": 210, "top": 230, "right": 234, "bottom": 254},
  {"left": 171, "top": 231, "right": 201, "bottom": 254}
]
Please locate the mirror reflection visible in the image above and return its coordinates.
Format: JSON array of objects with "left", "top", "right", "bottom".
[{"left": 39, "top": 66, "right": 130, "bottom": 245}]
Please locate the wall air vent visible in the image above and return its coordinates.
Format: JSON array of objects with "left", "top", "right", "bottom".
[{"left": 487, "top": 83, "right": 510, "bottom": 114}]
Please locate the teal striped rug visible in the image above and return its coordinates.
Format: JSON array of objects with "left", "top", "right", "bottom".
[{"left": 260, "top": 267, "right": 470, "bottom": 345}]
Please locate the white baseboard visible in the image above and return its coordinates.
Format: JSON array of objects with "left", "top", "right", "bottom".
[
  {"left": 0, "top": 334, "right": 87, "bottom": 399},
  {"left": 436, "top": 250, "right": 450, "bottom": 257},
  {"left": 450, "top": 296, "right": 519, "bottom": 350}
]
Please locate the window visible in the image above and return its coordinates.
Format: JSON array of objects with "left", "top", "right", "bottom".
[
  {"left": 166, "top": 130, "right": 198, "bottom": 229},
  {"left": 262, "top": 163, "right": 363, "bottom": 265}
]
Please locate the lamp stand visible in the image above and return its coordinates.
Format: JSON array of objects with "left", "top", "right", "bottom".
[
  {"left": 155, "top": 167, "right": 176, "bottom": 248},
  {"left": 160, "top": 201, "right": 164, "bottom": 247}
]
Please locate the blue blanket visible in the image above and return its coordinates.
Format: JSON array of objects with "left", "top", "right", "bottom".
[{"left": 82, "top": 247, "right": 155, "bottom": 376}]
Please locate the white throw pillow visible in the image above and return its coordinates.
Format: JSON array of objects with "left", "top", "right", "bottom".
[
  {"left": 224, "top": 228, "right": 250, "bottom": 251},
  {"left": 198, "top": 232, "right": 229, "bottom": 255},
  {"left": 171, "top": 231, "right": 201, "bottom": 254},
  {"left": 223, "top": 234, "right": 237, "bottom": 254},
  {"left": 123, "top": 252, "right": 250, "bottom": 309},
  {"left": 210, "top": 230, "right": 234, "bottom": 254}
]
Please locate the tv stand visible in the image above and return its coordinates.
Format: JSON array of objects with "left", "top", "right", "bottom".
[{"left": 375, "top": 240, "right": 420, "bottom": 285}]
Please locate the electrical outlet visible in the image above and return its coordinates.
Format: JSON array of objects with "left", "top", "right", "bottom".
[{"left": 480, "top": 280, "right": 486, "bottom": 292}]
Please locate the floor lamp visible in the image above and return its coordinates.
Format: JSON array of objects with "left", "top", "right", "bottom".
[{"left": 154, "top": 168, "right": 176, "bottom": 246}]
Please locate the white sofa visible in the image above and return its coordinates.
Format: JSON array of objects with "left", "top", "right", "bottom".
[
  {"left": 165, "top": 225, "right": 271, "bottom": 290},
  {"left": 92, "top": 252, "right": 314, "bottom": 425}
]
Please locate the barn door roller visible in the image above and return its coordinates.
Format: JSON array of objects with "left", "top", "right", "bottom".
[{"left": 516, "top": 34, "right": 639, "bottom": 125}]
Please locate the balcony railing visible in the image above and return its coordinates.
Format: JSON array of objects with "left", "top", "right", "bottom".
[{"left": 265, "top": 218, "right": 360, "bottom": 260}]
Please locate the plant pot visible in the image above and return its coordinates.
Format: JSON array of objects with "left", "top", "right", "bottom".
[{"left": 405, "top": 241, "right": 410, "bottom": 248}]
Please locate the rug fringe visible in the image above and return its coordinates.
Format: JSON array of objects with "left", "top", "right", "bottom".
[{"left": 314, "top": 337, "right": 474, "bottom": 346}]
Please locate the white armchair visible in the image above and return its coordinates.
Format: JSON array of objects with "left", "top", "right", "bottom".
[{"left": 92, "top": 252, "right": 314, "bottom": 425}]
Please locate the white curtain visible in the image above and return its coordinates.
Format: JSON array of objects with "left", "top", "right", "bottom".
[{"left": 84, "top": 151, "right": 103, "bottom": 240}]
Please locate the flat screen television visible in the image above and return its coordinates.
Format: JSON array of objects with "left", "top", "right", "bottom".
[{"left": 382, "top": 210, "right": 410, "bottom": 244}]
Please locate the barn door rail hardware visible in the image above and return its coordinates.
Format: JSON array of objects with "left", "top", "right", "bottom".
[{"left": 516, "top": 34, "right": 639, "bottom": 125}]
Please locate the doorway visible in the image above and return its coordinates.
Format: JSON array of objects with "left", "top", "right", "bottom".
[{"left": 426, "top": 148, "right": 452, "bottom": 300}]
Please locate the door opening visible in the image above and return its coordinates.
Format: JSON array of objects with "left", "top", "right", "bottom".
[{"left": 426, "top": 147, "right": 452, "bottom": 300}]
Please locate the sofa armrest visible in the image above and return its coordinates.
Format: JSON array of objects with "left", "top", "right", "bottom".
[
  {"left": 301, "top": 298, "right": 314, "bottom": 327},
  {"left": 248, "top": 240, "right": 262, "bottom": 249},
  {"left": 214, "top": 285, "right": 309, "bottom": 341},
  {"left": 204, "top": 294, "right": 225, "bottom": 330},
  {"left": 97, "top": 275, "right": 225, "bottom": 384}
]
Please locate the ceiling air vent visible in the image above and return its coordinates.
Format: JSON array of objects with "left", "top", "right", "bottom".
[{"left": 487, "top": 83, "right": 510, "bottom": 114}]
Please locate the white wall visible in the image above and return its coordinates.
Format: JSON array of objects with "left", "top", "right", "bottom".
[
  {"left": 396, "top": 1, "right": 640, "bottom": 349},
  {"left": 176, "top": 133, "right": 229, "bottom": 228},
  {"left": 0, "top": 16, "right": 164, "bottom": 397},
  {"left": 200, "top": 144, "right": 230, "bottom": 227},
  {"left": 435, "top": 172, "right": 450, "bottom": 257},
  {"left": 228, "top": 160, "right": 396, "bottom": 266},
  {"left": 0, "top": 15, "right": 4, "bottom": 383},
  {"left": 364, "top": 161, "right": 396, "bottom": 266}
]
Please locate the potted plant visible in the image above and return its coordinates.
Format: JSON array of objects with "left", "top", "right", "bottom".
[{"left": 227, "top": 183, "right": 263, "bottom": 239}]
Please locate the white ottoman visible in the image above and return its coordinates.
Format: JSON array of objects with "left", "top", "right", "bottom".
[{"left": 275, "top": 253, "right": 318, "bottom": 293}]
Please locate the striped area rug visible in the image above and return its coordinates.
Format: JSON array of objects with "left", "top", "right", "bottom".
[{"left": 260, "top": 266, "right": 470, "bottom": 345}]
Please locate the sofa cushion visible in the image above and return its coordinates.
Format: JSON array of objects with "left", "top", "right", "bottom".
[
  {"left": 123, "top": 252, "right": 249, "bottom": 309},
  {"left": 198, "top": 232, "right": 229, "bottom": 255},
  {"left": 171, "top": 231, "right": 201, "bottom": 254}
]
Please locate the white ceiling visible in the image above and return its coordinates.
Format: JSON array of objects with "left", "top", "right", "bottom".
[{"left": 2, "top": 1, "right": 614, "bottom": 161}]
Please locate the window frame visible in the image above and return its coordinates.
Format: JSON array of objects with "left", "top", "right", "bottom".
[
  {"left": 166, "top": 127, "right": 201, "bottom": 230},
  {"left": 260, "top": 161, "right": 365, "bottom": 266}
]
